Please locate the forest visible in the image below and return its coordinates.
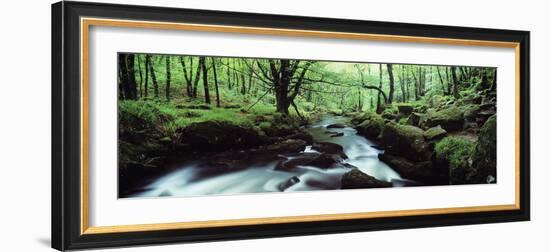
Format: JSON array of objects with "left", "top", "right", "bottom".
[{"left": 118, "top": 53, "right": 497, "bottom": 198}]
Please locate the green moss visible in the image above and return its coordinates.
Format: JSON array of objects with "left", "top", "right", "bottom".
[{"left": 435, "top": 136, "right": 475, "bottom": 171}]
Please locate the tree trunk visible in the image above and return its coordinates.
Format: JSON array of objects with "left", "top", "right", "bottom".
[
  {"left": 137, "top": 55, "right": 143, "bottom": 98},
  {"left": 436, "top": 66, "right": 446, "bottom": 95},
  {"left": 118, "top": 53, "right": 129, "bottom": 99},
  {"left": 200, "top": 56, "right": 210, "bottom": 104},
  {"left": 165, "top": 56, "right": 171, "bottom": 101},
  {"left": 192, "top": 57, "right": 201, "bottom": 98},
  {"left": 180, "top": 56, "right": 193, "bottom": 97},
  {"left": 451, "top": 66, "right": 459, "bottom": 98},
  {"left": 376, "top": 64, "right": 383, "bottom": 113},
  {"left": 387, "top": 64, "right": 395, "bottom": 104},
  {"left": 399, "top": 65, "right": 406, "bottom": 102},
  {"left": 144, "top": 55, "right": 150, "bottom": 98},
  {"left": 119, "top": 54, "right": 138, "bottom": 100},
  {"left": 274, "top": 60, "right": 290, "bottom": 114},
  {"left": 148, "top": 55, "right": 159, "bottom": 98},
  {"left": 212, "top": 58, "right": 221, "bottom": 107}
]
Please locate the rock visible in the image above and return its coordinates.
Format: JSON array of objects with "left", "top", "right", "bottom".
[
  {"left": 308, "top": 153, "right": 343, "bottom": 168},
  {"left": 341, "top": 169, "right": 392, "bottom": 189},
  {"left": 424, "top": 125, "right": 447, "bottom": 141},
  {"left": 463, "top": 104, "right": 481, "bottom": 121},
  {"left": 278, "top": 176, "right": 300, "bottom": 191},
  {"left": 159, "top": 190, "right": 172, "bottom": 197},
  {"left": 177, "top": 121, "right": 262, "bottom": 151},
  {"left": 397, "top": 104, "right": 414, "bottom": 115},
  {"left": 381, "top": 111, "right": 397, "bottom": 121},
  {"left": 378, "top": 153, "right": 447, "bottom": 184},
  {"left": 258, "top": 139, "right": 307, "bottom": 154},
  {"left": 425, "top": 106, "right": 464, "bottom": 132},
  {"left": 284, "top": 131, "right": 314, "bottom": 144},
  {"left": 479, "top": 102, "right": 496, "bottom": 110},
  {"left": 326, "top": 123, "right": 346, "bottom": 129},
  {"left": 355, "top": 114, "right": 384, "bottom": 139},
  {"left": 476, "top": 110, "right": 495, "bottom": 125},
  {"left": 380, "top": 122, "right": 431, "bottom": 161},
  {"left": 371, "top": 145, "right": 384, "bottom": 150},
  {"left": 471, "top": 115, "right": 497, "bottom": 183},
  {"left": 407, "top": 112, "right": 424, "bottom": 127},
  {"left": 330, "top": 132, "right": 344, "bottom": 137},
  {"left": 434, "top": 136, "right": 476, "bottom": 184},
  {"left": 275, "top": 153, "right": 320, "bottom": 171},
  {"left": 311, "top": 142, "right": 347, "bottom": 158}
]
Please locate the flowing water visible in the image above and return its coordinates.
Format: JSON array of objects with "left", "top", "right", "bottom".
[{"left": 131, "top": 115, "right": 402, "bottom": 198}]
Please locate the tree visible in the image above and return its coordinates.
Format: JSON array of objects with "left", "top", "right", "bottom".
[
  {"left": 165, "top": 56, "right": 171, "bottom": 101},
  {"left": 451, "top": 66, "right": 459, "bottom": 98},
  {"left": 386, "top": 63, "right": 395, "bottom": 104},
  {"left": 192, "top": 57, "right": 202, "bottom": 98},
  {"left": 179, "top": 56, "right": 194, "bottom": 97},
  {"left": 377, "top": 64, "right": 383, "bottom": 113},
  {"left": 118, "top": 53, "right": 137, "bottom": 100},
  {"left": 252, "top": 59, "right": 314, "bottom": 114},
  {"left": 211, "top": 58, "right": 221, "bottom": 107},
  {"left": 137, "top": 55, "right": 143, "bottom": 98},
  {"left": 144, "top": 55, "right": 150, "bottom": 98},
  {"left": 200, "top": 56, "right": 210, "bottom": 104},
  {"left": 148, "top": 55, "right": 159, "bottom": 98}
]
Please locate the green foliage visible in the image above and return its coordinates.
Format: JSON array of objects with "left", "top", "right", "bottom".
[{"left": 435, "top": 136, "right": 475, "bottom": 170}]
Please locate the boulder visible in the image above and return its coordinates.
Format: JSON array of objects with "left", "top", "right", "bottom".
[
  {"left": 326, "top": 123, "right": 346, "bottom": 129},
  {"left": 308, "top": 153, "right": 344, "bottom": 168},
  {"left": 424, "top": 125, "right": 447, "bottom": 141},
  {"left": 355, "top": 113, "right": 385, "bottom": 139},
  {"left": 471, "top": 115, "right": 497, "bottom": 183},
  {"left": 378, "top": 153, "right": 447, "bottom": 184},
  {"left": 257, "top": 139, "right": 307, "bottom": 154},
  {"left": 330, "top": 132, "right": 344, "bottom": 138},
  {"left": 177, "top": 121, "right": 262, "bottom": 151},
  {"left": 311, "top": 142, "right": 348, "bottom": 158},
  {"left": 275, "top": 153, "right": 320, "bottom": 171},
  {"left": 341, "top": 169, "right": 392, "bottom": 189},
  {"left": 397, "top": 104, "right": 414, "bottom": 115},
  {"left": 463, "top": 104, "right": 481, "bottom": 121},
  {"left": 278, "top": 176, "right": 300, "bottom": 191},
  {"left": 406, "top": 112, "right": 424, "bottom": 127},
  {"left": 380, "top": 122, "right": 431, "bottom": 161},
  {"left": 425, "top": 106, "right": 464, "bottom": 132},
  {"left": 434, "top": 136, "right": 476, "bottom": 185}
]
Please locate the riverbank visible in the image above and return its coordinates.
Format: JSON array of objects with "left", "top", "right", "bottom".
[{"left": 119, "top": 90, "right": 497, "bottom": 197}]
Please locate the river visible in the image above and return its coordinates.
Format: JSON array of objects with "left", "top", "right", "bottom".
[{"left": 130, "top": 115, "right": 403, "bottom": 198}]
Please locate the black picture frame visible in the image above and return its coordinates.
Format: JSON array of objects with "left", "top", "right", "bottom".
[{"left": 52, "top": 1, "right": 530, "bottom": 251}]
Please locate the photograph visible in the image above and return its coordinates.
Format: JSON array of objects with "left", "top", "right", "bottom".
[{"left": 118, "top": 53, "right": 498, "bottom": 198}]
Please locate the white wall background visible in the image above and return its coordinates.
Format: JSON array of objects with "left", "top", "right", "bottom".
[{"left": 0, "top": 0, "right": 546, "bottom": 251}]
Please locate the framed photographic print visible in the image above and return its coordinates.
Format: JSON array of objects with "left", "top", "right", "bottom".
[{"left": 51, "top": 1, "right": 530, "bottom": 250}]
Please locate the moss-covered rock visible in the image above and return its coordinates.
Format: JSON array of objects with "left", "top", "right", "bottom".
[
  {"left": 471, "top": 115, "right": 497, "bottom": 183},
  {"left": 381, "top": 122, "right": 431, "bottom": 161},
  {"left": 355, "top": 113, "right": 385, "bottom": 139},
  {"left": 434, "top": 136, "right": 476, "bottom": 184},
  {"left": 177, "top": 121, "right": 262, "bottom": 151},
  {"left": 462, "top": 104, "right": 481, "bottom": 121},
  {"left": 341, "top": 168, "right": 392, "bottom": 189},
  {"left": 397, "top": 104, "right": 414, "bottom": 115},
  {"left": 424, "top": 125, "right": 447, "bottom": 141},
  {"left": 425, "top": 106, "right": 464, "bottom": 132},
  {"left": 378, "top": 153, "right": 447, "bottom": 184}
]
